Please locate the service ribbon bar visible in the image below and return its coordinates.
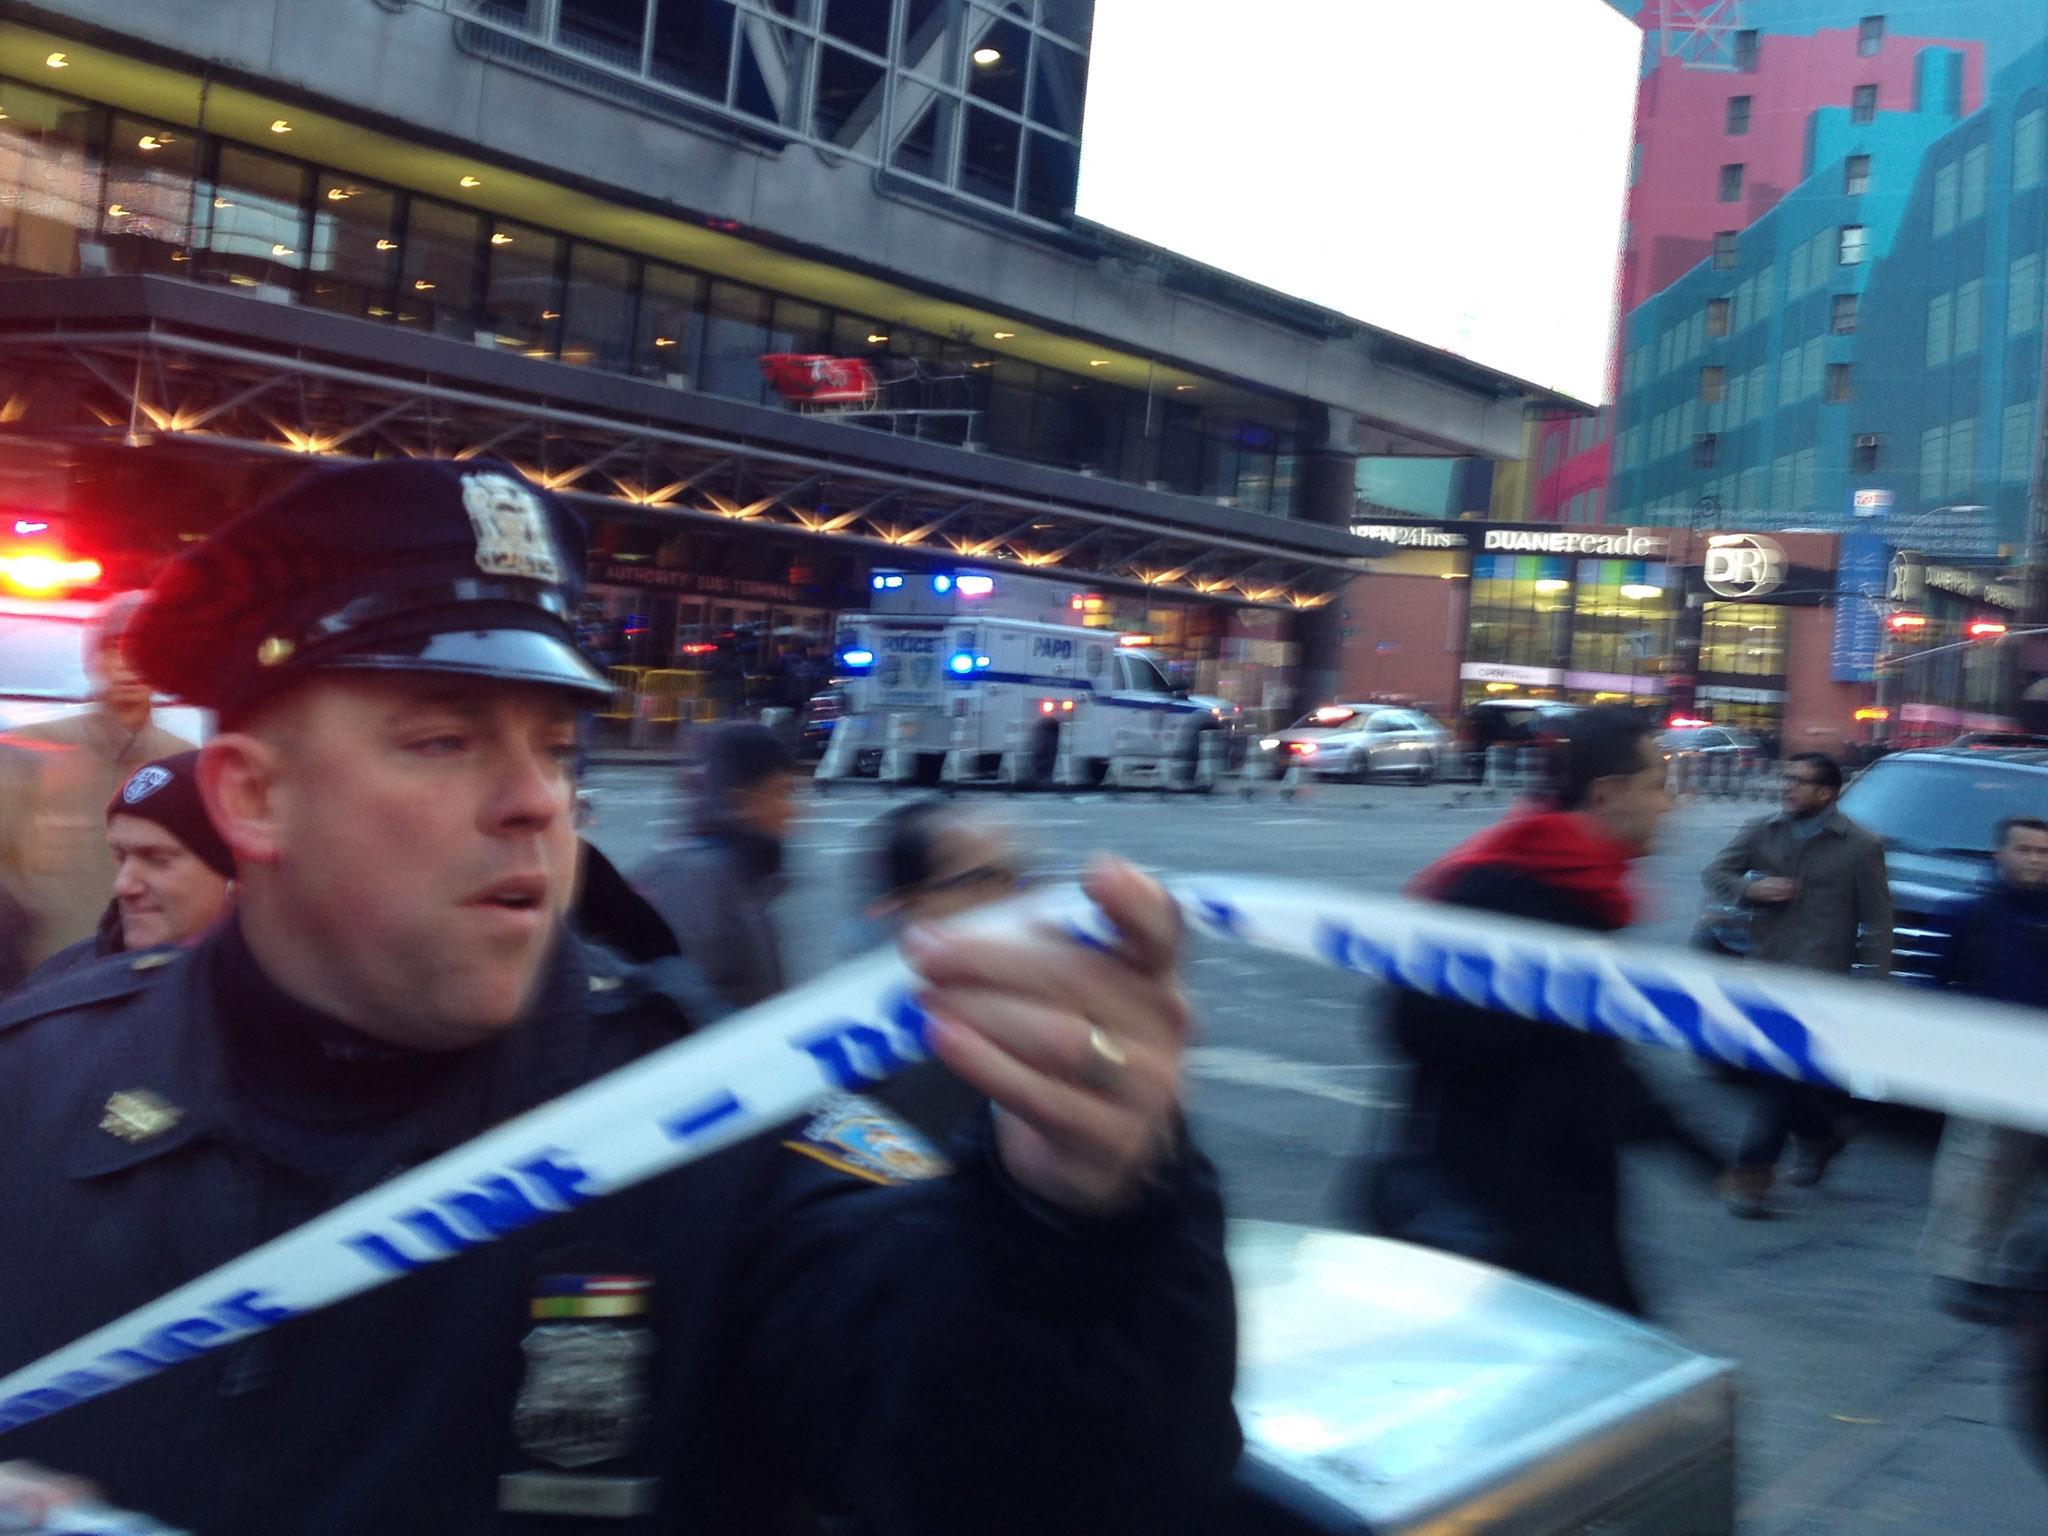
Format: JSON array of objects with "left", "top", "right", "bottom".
[{"left": 7, "top": 878, "right": 2047, "bottom": 1439}]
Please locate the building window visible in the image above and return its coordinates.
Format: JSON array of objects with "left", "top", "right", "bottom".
[
  {"left": 1961, "top": 143, "right": 1988, "bottom": 220},
  {"left": 1852, "top": 83, "right": 1879, "bottom": 123},
  {"left": 1928, "top": 290, "right": 1952, "bottom": 365},
  {"left": 479, "top": 219, "right": 564, "bottom": 358},
  {"left": 1858, "top": 15, "right": 1884, "bottom": 56},
  {"left": 1718, "top": 163, "right": 1745, "bottom": 202},
  {"left": 1955, "top": 278, "right": 1982, "bottom": 356},
  {"left": 2003, "top": 401, "right": 2038, "bottom": 482},
  {"left": 1947, "top": 417, "right": 1976, "bottom": 494},
  {"left": 1700, "top": 365, "right": 1725, "bottom": 403},
  {"left": 1713, "top": 230, "right": 1739, "bottom": 268},
  {"left": 1832, "top": 293, "right": 1859, "bottom": 334},
  {"left": 1933, "top": 162, "right": 1958, "bottom": 235},
  {"left": 1852, "top": 432, "right": 1880, "bottom": 471},
  {"left": 1838, "top": 225, "right": 1867, "bottom": 264},
  {"left": 1735, "top": 29, "right": 1759, "bottom": 71},
  {"left": 1694, "top": 434, "right": 1718, "bottom": 469},
  {"left": 1802, "top": 337, "right": 1825, "bottom": 399},
  {"left": 1921, "top": 425, "right": 1947, "bottom": 499},
  {"left": 1707, "top": 297, "right": 1731, "bottom": 337},
  {"left": 1726, "top": 95, "right": 1752, "bottom": 135},
  {"left": 2019, "top": 108, "right": 2046, "bottom": 191},
  {"left": 558, "top": 242, "right": 637, "bottom": 373},
  {"left": 1844, "top": 154, "right": 1871, "bottom": 196},
  {"left": 307, "top": 175, "right": 399, "bottom": 321},
  {"left": 1827, "top": 364, "right": 1854, "bottom": 404},
  {"left": 395, "top": 197, "right": 481, "bottom": 338},
  {"left": 2011, "top": 252, "right": 2042, "bottom": 336}
]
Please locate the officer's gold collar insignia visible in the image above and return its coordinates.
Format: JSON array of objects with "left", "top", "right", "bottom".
[{"left": 100, "top": 1089, "right": 184, "bottom": 1144}]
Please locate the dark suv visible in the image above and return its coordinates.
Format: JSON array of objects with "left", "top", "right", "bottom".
[{"left": 1835, "top": 746, "right": 2048, "bottom": 982}]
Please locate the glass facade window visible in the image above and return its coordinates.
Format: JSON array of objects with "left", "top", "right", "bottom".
[
  {"left": 1961, "top": 143, "right": 1988, "bottom": 221},
  {"left": 2011, "top": 253, "right": 2041, "bottom": 336},
  {"left": 1701, "top": 604, "right": 1783, "bottom": 678},
  {"left": 1852, "top": 83, "right": 1878, "bottom": 124},
  {"left": 1921, "top": 424, "right": 1947, "bottom": 499},
  {"left": 0, "top": 80, "right": 107, "bottom": 278},
  {"left": 1719, "top": 163, "right": 1744, "bottom": 201},
  {"left": 1726, "top": 96, "right": 1751, "bottom": 135},
  {"left": 1827, "top": 363, "right": 1853, "bottom": 404},
  {"left": 1839, "top": 225, "right": 1867, "bottom": 264},
  {"left": 1832, "top": 292, "right": 1858, "bottom": 334},
  {"left": 480, "top": 219, "right": 563, "bottom": 357},
  {"left": 396, "top": 198, "right": 482, "bottom": 337},
  {"left": 635, "top": 261, "right": 704, "bottom": 386},
  {"left": 702, "top": 279, "right": 772, "bottom": 401},
  {"left": 1570, "top": 560, "right": 1670, "bottom": 677},
  {"left": 1947, "top": 417, "right": 1976, "bottom": 494},
  {"left": 199, "top": 143, "right": 309, "bottom": 302},
  {"left": 2002, "top": 401, "right": 2037, "bottom": 482},
  {"left": 560, "top": 243, "right": 637, "bottom": 372},
  {"left": 1707, "top": 297, "right": 1730, "bottom": 337},
  {"left": 1928, "top": 289, "right": 1952, "bottom": 364},
  {"left": 2019, "top": 108, "right": 2046, "bottom": 191},
  {"left": 1933, "top": 162, "right": 1958, "bottom": 235},
  {"left": 1858, "top": 15, "right": 1884, "bottom": 56},
  {"left": 307, "top": 175, "right": 400, "bottom": 320},
  {"left": 1954, "top": 278, "right": 1982, "bottom": 356},
  {"left": 1852, "top": 431, "right": 1879, "bottom": 470},
  {"left": 1700, "top": 365, "right": 1724, "bottom": 402},
  {"left": 1713, "top": 230, "right": 1738, "bottom": 268},
  {"left": 1467, "top": 555, "right": 1572, "bottom": 671},
  {"left": 1844, "top": 154, "right": 1870, "bottom": 196},
  {"left": 103, "top": 114, "right": 199, "bottom": 277}
]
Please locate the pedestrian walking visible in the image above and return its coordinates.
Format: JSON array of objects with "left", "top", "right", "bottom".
[
  {"left": 844, "top": 798, "right": 1030, "bottom": 1142},
  {"left": 633, "top": 722, "right": 798, "bottom": 1011},
  {"left": 22, "top": 750, "right": 234, "bottom": 986},
  {"left": 0, "top": 458, "right": 1238, "bottom": 1533},
  {"left": 1704, "top": 752, "right": 1892, "bottom": 1217},
  {"left": 1356, "top": 705, "right": 1724, "bottom": 1316},
  {"left": 0, "top": 593, "right": 193, "bottom": 967},
  {"left": 1919, "top": 815, "right": 2048, "bottom": 1323}
]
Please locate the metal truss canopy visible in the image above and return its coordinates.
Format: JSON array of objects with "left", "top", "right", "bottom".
[{"left": 0, "top": 325, "right": 1361, "bottom": 610}]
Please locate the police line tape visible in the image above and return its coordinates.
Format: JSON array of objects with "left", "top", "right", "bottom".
[{"left": 5, "top": 875, "right": 2047, "bottom": 1448}]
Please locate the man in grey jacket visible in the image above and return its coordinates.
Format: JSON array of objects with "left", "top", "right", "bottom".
[
  {"left": 634, "top": 723, "right": 798, "bottom": 1010},
  {"left": 1704, "top": 751, "right": 1892, "bottom": 1217}
]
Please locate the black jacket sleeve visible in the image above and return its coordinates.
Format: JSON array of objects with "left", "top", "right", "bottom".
[{"left": 732, "top": 1112, "right": 1241, "bottom": 1535}]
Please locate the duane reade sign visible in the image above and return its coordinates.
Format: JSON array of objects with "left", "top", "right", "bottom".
[
  {"left": 1703, "top": 534, "right": 1787, "bottom": 599},
  {"left": 1481, "top": 528, "right": 1666, "bottom": 557}
]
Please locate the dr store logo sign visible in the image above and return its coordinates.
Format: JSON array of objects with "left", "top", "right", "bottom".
[{"left": 1702, "top": 534, "right": 1786, "bottom": 600}]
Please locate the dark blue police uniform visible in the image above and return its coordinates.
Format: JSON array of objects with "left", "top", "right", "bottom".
[{"left": 0, "top": 460, "right": 1239, "bottom": 1534}]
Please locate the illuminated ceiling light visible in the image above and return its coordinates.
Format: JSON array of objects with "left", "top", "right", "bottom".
[
  {"left": 541, "top": 309, "right": 560, "bottom": 320},
  {"left": 375, "top": 238, "right": 397, "bottom": 251},
  {"left": 413, "top": 278, "right": 436, "bottom": 291},
  {"left": 269, "top": 118, "right": 292, "bottom": 134},
  {"left": 652, "top": 335, "right": 677, "bottom": 348},
  {"left": 1088, "top": 358, "right": 1110, "bottom": 367},
  {"left": 972, "top": 45, "right": 1002, "bottom": 65},
  {"left": 1174, "top": 383, "right": 1195, "bottom": 392},
  {"left": 270, "top": 243, "right": 294, "bottom": 257},
  {"left": 213, "top": 196, "right": 232, "bottom": 209},
  {"left": 866, "top": 333, "right": 889, "bottom": 343},
  {"left": 459, "top": 174, "right": 482, "bottom": 188},
  {"left": 106, "top": 203, "right": 130, "bottom": 218},
  {"left": 45, "top": 52, "right": 70, "bottom": 69},
  {"left": 137, "top": 134, "right": 165, "bottom": 151},
  {"left": 490, "top": 232, "right": 514, "bottom": 245},
  {"left": 168, "top": 250, "right": 188, "bottom": 263},
  {"left": 326, "top": 186, "right": 354, "bottom": 201},
  {"left": 367, "top": 306, "right": 391, "bottom": 317},
  {"left": 1533, "top": 578, "right": 1570, "bottom": 594},
  {"left": 1620, "top": 583, "right": 1662, "bottom": 600},
  {"left": 228, "top": 274, "right": 259, "bottom": 287}
]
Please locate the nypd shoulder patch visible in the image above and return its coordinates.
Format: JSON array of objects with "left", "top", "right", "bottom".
[{"left": 783, "top": 1094, "right": 949, "bottom": 1185}]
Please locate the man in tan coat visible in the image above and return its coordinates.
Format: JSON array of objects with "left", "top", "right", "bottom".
[{"left": 0, "top": 593, "right": 192, "bottom": 966}]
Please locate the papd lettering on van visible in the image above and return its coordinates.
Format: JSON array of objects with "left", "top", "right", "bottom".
[
  {"left": 882, "top": 635, "right": 938, "bottom": 654},
  {"left": 1031, "top": 637, "right": 1075, "bottom": 660}
]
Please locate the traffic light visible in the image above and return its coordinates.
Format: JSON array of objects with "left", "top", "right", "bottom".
[{"left": 1966, "top": 619, "right": 2008, "bottom": 641}]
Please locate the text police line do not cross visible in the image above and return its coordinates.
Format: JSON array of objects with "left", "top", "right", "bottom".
[{"left": 9, "top": 879, "right": 2048, "bottom": 1434}]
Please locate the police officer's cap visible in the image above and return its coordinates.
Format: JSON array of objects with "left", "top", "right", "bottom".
[{"left": 127, "top": 458, "right": 609, "bottom": 723}]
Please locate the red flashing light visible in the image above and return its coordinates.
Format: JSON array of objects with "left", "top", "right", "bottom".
[
  {"left": 1117, "top": 634, "right": 1153, "bottom": 647},
  {"left": 1060, "top": 699, "right": 1075, "bottom": 712},
  {"left": 0, "top": 552, "right": 102, "bottom": 597},
  {"left": 680, "top": 642, "right": 718, "bottom": 656},
  {"left": 1966, "top": 619, "right": 2008, "bottom": 640},
  {"left": 1854, "top": 707, "right": 1891, "bottom": 722},
  {"left": 1039, "top": 699, "right": 1055, "bottom": 714},
  {"left": 1667, "top": 714, "right": 1710, "bottom": 729},
  {"left": 1886, "top": 612, "right": 1928, "bottom": 634}
]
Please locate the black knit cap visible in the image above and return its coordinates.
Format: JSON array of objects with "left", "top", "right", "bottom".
[
  {"left": 107, "top": 751, "right": 235, "bottom": 879},
  {"left": 125, "top": 458, "right": 609, "bottom": 724}
]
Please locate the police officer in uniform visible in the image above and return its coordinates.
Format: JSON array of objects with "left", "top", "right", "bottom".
[{"left": 0, "top": 460, "right": 1238, "bottom": 1534}]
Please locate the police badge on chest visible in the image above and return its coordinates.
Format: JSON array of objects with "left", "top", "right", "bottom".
[{"left": 499, "top": 1275, "right": 661, "bottom": 1518}]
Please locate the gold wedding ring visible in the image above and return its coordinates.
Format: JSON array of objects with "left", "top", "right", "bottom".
[{"left": 1085, "top": 1026, "right": 1130, "bottom": 1078}]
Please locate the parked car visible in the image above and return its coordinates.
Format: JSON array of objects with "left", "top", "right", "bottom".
[
  {"left": 1657, "top": 725, "right": 1761, "bottom": 761},
  {"left": 1833, "top": 745, "right": 2048, "bottom": 983},
  {"left": 1255, "top": 704, "right": 1448, "bottom": 783}
]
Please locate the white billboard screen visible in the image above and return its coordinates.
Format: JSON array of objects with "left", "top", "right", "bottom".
[{"left": 1075, "top": 0, "right": 1640, "bottom": 405}]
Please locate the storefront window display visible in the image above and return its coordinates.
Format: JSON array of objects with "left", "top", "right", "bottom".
[
  {"left": 1569, "top": 559, "right": 1672, "bottom": 681},
  {"left": 1467, "top": 554, "right": 1573, "bottom": 670}
]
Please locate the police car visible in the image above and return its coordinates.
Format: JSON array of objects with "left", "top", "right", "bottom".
[{"left": 818, "top": 570, "right": 1237, "bottom": 787}]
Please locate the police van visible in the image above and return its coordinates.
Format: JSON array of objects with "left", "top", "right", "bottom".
[{"left": 819, "top": 569, "right": 1236, "bottom": 787}]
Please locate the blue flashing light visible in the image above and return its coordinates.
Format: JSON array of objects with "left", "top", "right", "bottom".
[
  {"left": 841, "top": 648, "right": 875, "bottom": 669},
  {"left": 932, "top": 574, "right": 953, "bottom": 593},
  {"left": 870, "top": 575, "right": 886, "bottom": 590},
  {"left": 975, "top": 655, "right": 991, "bottom": 669},
  {"left": 956, "top": 574, "right": 995, "bottom": 597},
  {"left": 948, "top": 652, "right": 976, "bottom": 675},
  {"left": 883, "top": 574, "right": 904, "bottom": 589}
]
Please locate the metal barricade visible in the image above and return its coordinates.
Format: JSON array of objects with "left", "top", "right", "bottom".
[{"left": 599, "top": 665, "right": 646, "bottom": 722}]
